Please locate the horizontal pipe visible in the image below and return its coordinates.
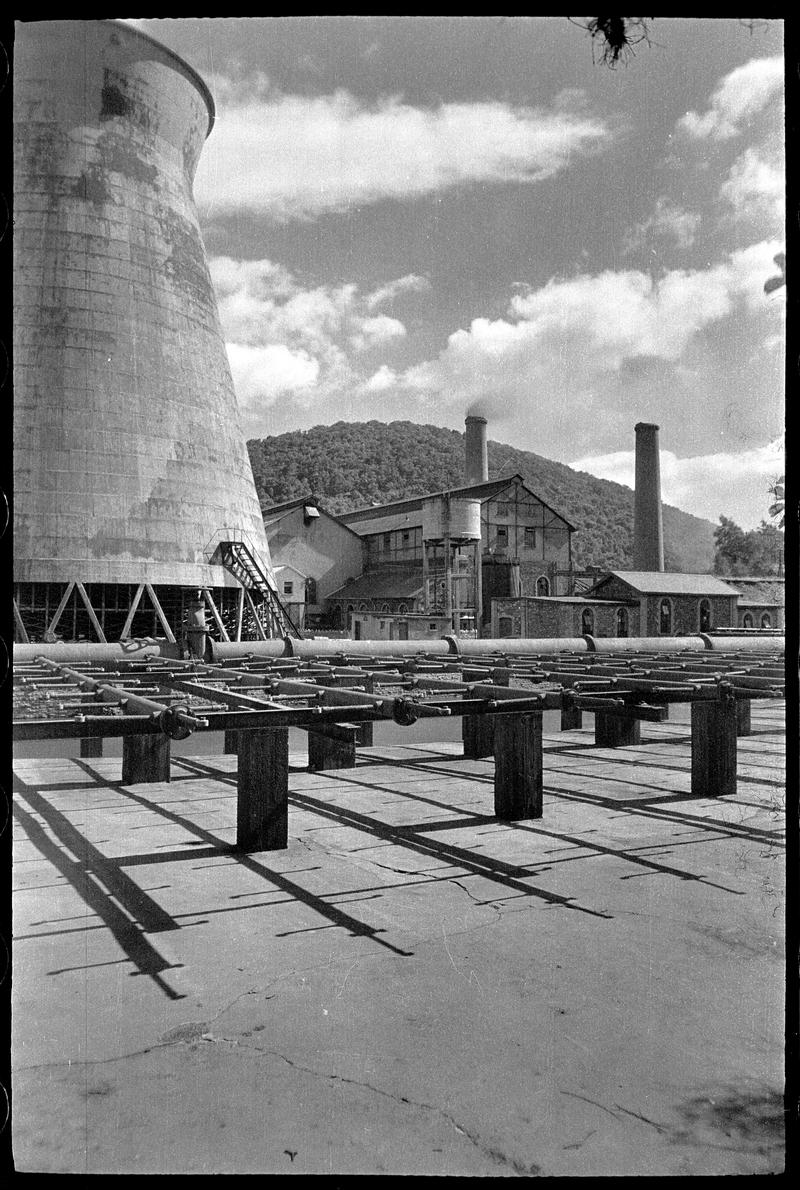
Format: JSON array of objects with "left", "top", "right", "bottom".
[
  {"left": 14, "top": 638, "right": 182, "bottom": 665},
  {"left": 18, "top": 632, "right": 783, "bottom": 669}
]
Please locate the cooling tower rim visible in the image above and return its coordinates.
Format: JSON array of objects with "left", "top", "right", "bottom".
[{"left": 104, "top": 19, "right": 216, "bottom": 138}]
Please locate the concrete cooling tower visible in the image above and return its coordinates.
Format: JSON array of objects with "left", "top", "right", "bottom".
[{"left": 13, "top": 20, "right": 293, "bottom": 643}]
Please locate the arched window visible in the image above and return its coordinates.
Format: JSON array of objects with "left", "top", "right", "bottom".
[
  {"left": 698, "top": 598, "right": 712, "bottom": 632},
  {"left": 536, "top": 575, "right": 550, "bottom": 597},
  {"left": 398, "top": 603, "right": 408, "bottom": 614},
  {"left": 761, "top": 612, "right": 772, "bottom": 629},
  {"left": 659, "top": 599, "right": 673, "bottom": 635},
  {"left": 380, "top": 603, "right": 390, "bottom": 613},
  {"left": 358, "top": 602, "right": 368, "bottom": 612},
  {"left": 616, "top": 607, "right": 629, "bottom": 637},
  {"left": 346, "top": 604, "right": 354, "bottom": 626},
  {"left": 498, "top": 616, "right": 514, "bottom": 638},
  {"left": 581, "top": 607, "right": 595, "bottom": 635},
  {"left": 742, "top": 612, "right": 753, "bottom": 628}
]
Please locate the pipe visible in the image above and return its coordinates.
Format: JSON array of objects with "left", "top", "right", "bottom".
[
  {"left": 13, "top": 638, "right": 182, "bottom": 665},
  {"left": 584, "top": 635, "right": 707, "bottom": 654},
  {"left": 16, "top": 632, "right": 784, "bottom": 669}
]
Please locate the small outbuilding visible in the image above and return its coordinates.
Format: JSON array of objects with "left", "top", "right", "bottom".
[{"left": 586, "top": 571, "right": 741, "bottom": 635}]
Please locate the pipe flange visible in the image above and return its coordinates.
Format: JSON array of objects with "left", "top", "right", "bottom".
[
  {"left": 157, "top": 705, "right": 193, "bottom": 740},
  {"left": 392, "top": 698, "right": 421, "bottom": 726}
]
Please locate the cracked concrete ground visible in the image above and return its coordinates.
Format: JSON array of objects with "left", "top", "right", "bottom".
[{"left": 12, "top": 704, "right": 785, "bottom": 1175}]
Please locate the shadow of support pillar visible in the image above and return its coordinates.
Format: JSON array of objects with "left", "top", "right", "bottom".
[
  {"left": 493, "top": 712, "right": 543, "bottom": 820},
  {"left": 237, "top": 728, "right": 289, "bottom": 851}
]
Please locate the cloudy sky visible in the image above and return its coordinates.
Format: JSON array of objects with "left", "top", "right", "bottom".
[{"left": 127, "top": 17, "right": 784, "bottom": 529}]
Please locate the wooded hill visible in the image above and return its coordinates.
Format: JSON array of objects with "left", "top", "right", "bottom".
[{"left": 248, "top": 420, "right": 717, "bottom": 572}]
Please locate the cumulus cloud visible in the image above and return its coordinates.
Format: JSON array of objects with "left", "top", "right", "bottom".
[
  {"left": 209, "top": 256, "right": 427, "bottom": 415},
  {"left": 720, "top": 146, "right": 785, "bottom": 226},
  {"left": 624, "top": 198, "right": 702, "bottom": 254},
  {"left": 366, "top": 274, "right": 431, "bottom": 310},
  {"left": 678, "top": 56, "right": 783, "bottom": 142},
  {"left": 400, "top": 240, "right": 782, "bottom": 398},
  {"left": 195, "top": 83, "right": 610, "bottom": 221},
  {"left": 570, "top": 438, "right": 784, "bottom": 529},
  {"left": 225, "top": 343, "right": 320, "bottom": 406}
]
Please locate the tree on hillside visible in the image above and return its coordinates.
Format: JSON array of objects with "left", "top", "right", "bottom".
[{"left": 713, "top": 515, "right": 783, "bottom": 576}]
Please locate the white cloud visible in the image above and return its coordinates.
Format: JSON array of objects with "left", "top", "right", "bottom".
[
  {"left": 678, "top": 56, "right": 783, "bottom": 142},
  {"left": 624, "top": 198, "right": 702, "bottom": 254},
  {"left": 225, "top": 343, "right": 320, "bottom": 407},
  {"left": 720, "top": 146, "right": 785, "bottom": 226},
  {"left": 366, "top": 274, "right": 431, "bottom": 310},
  {"left": 401, "top": 240, "right": 782, "bottom": 398},
  {"left": 570, "top": 438, "right": 784, "bottom": 529},
  {"left": 349, "top": 315, "right": 407, "bottom": 352},
  {"left": 210, "top": 256, "right": 427, "bottom": 414},
  {"left": 195, "top": 84, "right": 610, "bottom": 221}
]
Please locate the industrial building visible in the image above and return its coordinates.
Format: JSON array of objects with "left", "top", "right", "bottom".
[{"left": 12, "top": 19, "right": 295, "bottom": 647}]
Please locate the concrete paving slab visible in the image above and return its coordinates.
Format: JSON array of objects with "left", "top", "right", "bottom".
[{"left": 12, "top": 702, "right": 785, "bottom": 1174}]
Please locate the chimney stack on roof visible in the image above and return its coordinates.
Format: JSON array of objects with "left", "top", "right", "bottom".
[
  {"left": 633, "top": 422, "right": 665, "bottom": 572},
  {"left": 465, "top": 415, "right": 489, "bottom": 485}
]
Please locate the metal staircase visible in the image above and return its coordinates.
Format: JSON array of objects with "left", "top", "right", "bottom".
[{"left": 217, "top": 539, "right": 302, "bottom": 638}]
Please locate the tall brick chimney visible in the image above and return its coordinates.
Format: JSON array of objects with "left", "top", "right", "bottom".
[
  {"left": 633, "top": 422, "right": 665, "bottom": 572},
  {"left": 465, "top": 415, "right": 488, "bottom": 485}
]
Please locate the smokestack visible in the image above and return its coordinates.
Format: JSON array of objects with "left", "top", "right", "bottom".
[
  {"left": 633, "top": 422, "right": 665, "bottom": 572},
  {"left": 465, "top": 416, "right": 489, "bottom": 485}
]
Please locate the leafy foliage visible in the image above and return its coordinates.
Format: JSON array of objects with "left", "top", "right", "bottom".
[
  {"left": 713, "top": 515, "right": 784, "bottom": 576},
  {"left": 248, "top": 420, "right": 718, "bottom": 572}
]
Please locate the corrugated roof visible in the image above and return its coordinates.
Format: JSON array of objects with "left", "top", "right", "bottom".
[
  {"left": 591, "top": 571, "right": 741, "bottom": 597},
  {"left": 340, "top": 474, "right": 577, "bottom": 531},
  {"left": 326, "top": 568, "right": 424, "bottom": 601}
]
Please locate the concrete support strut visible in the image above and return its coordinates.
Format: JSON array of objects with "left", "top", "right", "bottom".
[
  {"left": 691, "top": 696, "right": 737, "bottom": 798},
  {"left": 595, "top": 713, "right": 641, "bottom": 748},
  {"left": 308, "top": 725, "right": 359, "bottom": 771},
  {"left": 736, "top": 699, "right": 752, "bottom": 737},
  {"left": 122, "top": 734, "right": 171, "bottom": 784},
  {"left": 493, "top": 712, "right": 543, "bottom": 819},
  {"left": 237, "top": 728, "right": 289, "bottom": 851}
]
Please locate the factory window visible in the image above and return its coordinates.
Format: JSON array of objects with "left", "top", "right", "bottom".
[
  {"left": 525, "top": 528, "right": 537, "bottom": 550},
  {"left": 283, "top": 582, "right": 293, "bottom": 596},
  {"left": 402, "top": 531, "right": 410, "bottom": 544},
  {"left": 698, "top": 599, "right": 712, "bottom": 632},
  {"left": 581, "top": 607, "right": 594, "bottom": 636},
  {"left": 536, "top": 575, "right": 549, "bottom": 596},
  {"left": 616, "top": 607, "right": 629, "bottom": 637},
  {"left": 659, "top": 599, "right": 673, "bottom": 635},
  {"left": 742, "top": 612, "right": 754, "bottom": 628},
  {"left": 380, "top": 603, "right": 390, "bottom": 613},
  {"left": 305, "top": 578, "right": 317, "bottom": 604},
  {"left": 429, "top": 623, "right": 437, "bottom": 631},
  {"left": 496, "top": 502, "right": 511, "bottom": 517},
  {"left": 358, "top": 603, "right": 368, "bottom": 611},
  {"left": 761, "top": 612, "right": 772, "bottom": 629},
  {"left": 496, "top": 527, "right": 508, "bottom": 547},
  {"left": 498, "top": 616, "right": 514, "bottom": 638}
]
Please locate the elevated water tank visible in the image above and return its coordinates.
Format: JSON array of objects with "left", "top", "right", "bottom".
[
  {"left": 421, "top": 496, "right": 482, "bottom": 543},
  {"left": 13, "top": 19, "right": 274, "bottom": 589}
]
